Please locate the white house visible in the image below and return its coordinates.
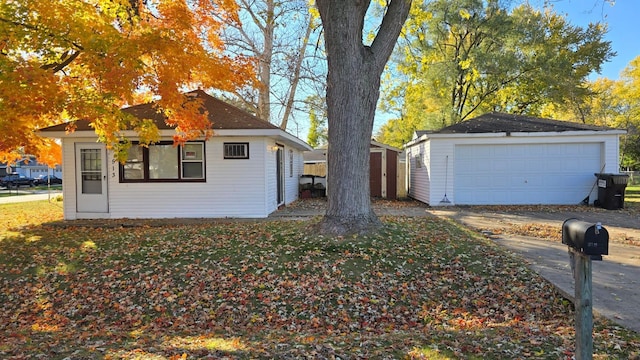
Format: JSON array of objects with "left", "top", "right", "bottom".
[
  {"left": 38, "top": 90, "right": 312, "bottom": 220},
  {"left": 1, "top": 157, "right": 62, "bottom": 178},
  {"left": 405, "top": 112, "right": 625, "bottom": 206}
]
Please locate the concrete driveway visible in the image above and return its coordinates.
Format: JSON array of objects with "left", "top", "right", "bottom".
[{"left": 429, "top": 207, "right": 640, "bottom": 334}]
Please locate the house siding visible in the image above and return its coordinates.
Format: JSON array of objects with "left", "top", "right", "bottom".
[
  {"left": 109, "top": 137, "right": 270, "bottom": 218},
  {"left": 407, "top": 141, "right": 431, "bottom": 204},
  {"left": 58, "top": 135, "right": 310, "bottom": 219},
  {"left": 60, "top": 138, "right": 97, "bottom": 220},
  {"left": 285, "top": 147, "right": 303, "bottom": 205},
  {"left": 427, "top": 138, "right": 454, "bottom": 205},
  {"left": 264, "top": 142, "right": 304, "bottom": 212},
  {"left": 265, "top": 139, "right": 278, "bottom": 214}
]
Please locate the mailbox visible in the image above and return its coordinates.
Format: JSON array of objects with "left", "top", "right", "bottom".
[{"left": 562, "top": 219, "right": 608, "bottom": 256}]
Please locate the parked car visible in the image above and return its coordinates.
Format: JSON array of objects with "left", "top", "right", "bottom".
[
  {"left": 0, "top": 174, "right": 35, "bottom": 188},
  {"left": 33, "top": 175, "right": 63, "bottom": 185}
]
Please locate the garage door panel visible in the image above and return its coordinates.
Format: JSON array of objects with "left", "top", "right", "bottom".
[{"left": 454, "top": 143, "right": 601, "bottom": 205}]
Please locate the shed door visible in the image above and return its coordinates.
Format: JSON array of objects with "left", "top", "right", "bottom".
[
  {"left": 75, "top": 144, "right": 108, "bottom": 213},
  {"left": 454, "top": 143, "right": 602, "bottom": 205},
  {"left": 386, "top": 150, "right": 398, "bottom": 200},
  {"left": 370, "top": 151, "right": 382, "bottom": 198}
]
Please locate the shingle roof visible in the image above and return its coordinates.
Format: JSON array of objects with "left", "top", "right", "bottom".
[
  {"left": 39, "top": 90, "right": 278, "bottom": 132},
  {"left": 414, "top": 130, "right": 431, "bottom": 138},
  {"left": 435, "top": 112, "right": 612, "bottom": 134}
]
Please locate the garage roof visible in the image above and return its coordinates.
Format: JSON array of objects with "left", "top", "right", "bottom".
[{"left": 436, "top": 112, "right": 613, "bottom": 134}]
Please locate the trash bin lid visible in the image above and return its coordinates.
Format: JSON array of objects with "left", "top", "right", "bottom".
[
  {"left": 611, "top": 174, "right": 629, "bottom": 185},
  {"left": 594, "top": 173, "right": 630, "bottom": 185}
]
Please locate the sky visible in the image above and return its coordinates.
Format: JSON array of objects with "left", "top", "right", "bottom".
[
  {"left": 527, "top": 0, "right": 638, "bottom": 80},
  {"left": 294, "top": 1, "right": 640, "bottom": 140},
  {"left": 367, "top": 1, "right": 639, "bottom": 136}
]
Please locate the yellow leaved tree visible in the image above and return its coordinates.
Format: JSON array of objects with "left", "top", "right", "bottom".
[{"left": 0, "top": 0, "right": 255, "bottom": 166}]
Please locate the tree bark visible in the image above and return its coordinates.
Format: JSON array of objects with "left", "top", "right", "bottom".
[{"left": 316, "top": 0, "right": 411, "bottom": 236}]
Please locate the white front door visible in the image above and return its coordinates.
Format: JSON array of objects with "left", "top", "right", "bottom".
[{"left": 75, "top": 144, "right": 108, "bottom": 213}]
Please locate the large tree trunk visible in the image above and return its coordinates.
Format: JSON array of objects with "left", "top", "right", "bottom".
[{"left": 316, "top": 0, "right": 411, "bottom": 236}]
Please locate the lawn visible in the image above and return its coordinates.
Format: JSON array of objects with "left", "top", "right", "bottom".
[
  {"left": 1, "top": 201, "right": 639, "bottom": 359},
  {"left": 626, "top": 184, "right": 640, "bottom": 203},
  {"left": 0, "top": 185, "right": 62, "bottom": 198}
]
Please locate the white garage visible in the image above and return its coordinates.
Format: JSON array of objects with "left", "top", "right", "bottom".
[{"left": 406, "top": 113, "right": 625, "bottom": 206}]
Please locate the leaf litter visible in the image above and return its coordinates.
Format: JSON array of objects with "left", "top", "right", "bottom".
[{"left": 0, "top": 202, "right": 639, "bottom": 359}]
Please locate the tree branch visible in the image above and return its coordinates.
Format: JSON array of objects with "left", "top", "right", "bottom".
[
  {"left": 0, "top": 17, "right": 84, "bottom": 50},
  {"left": 1, "top": 16, "right": 84, "bottom": 73},
  {"left": 370, "top": 0, "right": 412, "bottom": 72},
  {"left": 280, "top": 12, "right": 314, "bottom": 130},
  {"left": 40, "top": 50, "right": 82, "bottom": 73}
]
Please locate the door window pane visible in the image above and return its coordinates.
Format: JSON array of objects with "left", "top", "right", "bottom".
[{"left": 81, "top": 149, "right": 102, "bottom": 194}]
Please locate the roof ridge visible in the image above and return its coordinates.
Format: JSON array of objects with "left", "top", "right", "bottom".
[
  {"left": 432, "top": 112, "right": 616, "bottom": 134},
  {"left": 41, "top": 90, "right": 280, "bottom": 132}
]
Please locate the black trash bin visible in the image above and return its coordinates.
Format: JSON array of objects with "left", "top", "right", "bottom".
[{"left": 594, "top": 173, "right": 629, "bottom": 210}]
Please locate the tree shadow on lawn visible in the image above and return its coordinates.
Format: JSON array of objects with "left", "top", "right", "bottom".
[{"left": 1, "top": 217, "right": 639, "bottom": 359}]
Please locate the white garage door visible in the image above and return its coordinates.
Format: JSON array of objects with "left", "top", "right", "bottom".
[{"left": 454, "top": 143, "right": 602, "bottom": 205}]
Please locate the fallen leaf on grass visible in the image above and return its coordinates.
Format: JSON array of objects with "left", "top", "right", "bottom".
[{"left": 1, "top": 207, "right": 639, "bottom": 359}]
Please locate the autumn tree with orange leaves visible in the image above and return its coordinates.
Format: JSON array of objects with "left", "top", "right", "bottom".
[{"left": 0, "top": 0, "right": 254, "bottom": 166}]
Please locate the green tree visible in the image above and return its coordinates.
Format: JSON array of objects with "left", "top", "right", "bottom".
[
  {"left": 614, "top": 57, "right": 640, "bottom": 170},
  {"left": 307, "top": 111, "right": 321, "bottom": 148},
  {"left": 315, "top": 0, "right": 412, "bottom": 236},
  {"left": 570, "top": 57, "right": 640, "bottom": 169},
  {"left": 376, "top": 116, "right": 422, "bottom": 149},
  {"left": 377, "top": 70, "right": 443, "bottom": 147},
  {"left": 384, "top": 0, "right": 614, "bottom": 130},
  {"left": 306, "top": 96, "right": 328, "bottom": 148}
]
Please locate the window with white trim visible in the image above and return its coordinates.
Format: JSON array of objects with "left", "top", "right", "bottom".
[{"left": 181, "top": 143, "right": 204, "bottom": 178}]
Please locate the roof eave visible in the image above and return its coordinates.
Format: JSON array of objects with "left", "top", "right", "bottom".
[
  {"left": 37, "top": 128, "right": 313, "bottom": 151},
  {"left": 263, "top": 129, "right": 313, "bottom": 151},
  {"left": 405, "top": 134, "right": 430, "bottom": 147},
  {"left": 370, "top": 140, "right": 402, "bottom": 152},
  {"left": 36, "top": 130, "right": 83, "bottom": 138}
]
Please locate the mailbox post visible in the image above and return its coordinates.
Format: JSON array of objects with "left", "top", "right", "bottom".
[{"left": 562, "top": 219, "right": 609, "bottom": 360}]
